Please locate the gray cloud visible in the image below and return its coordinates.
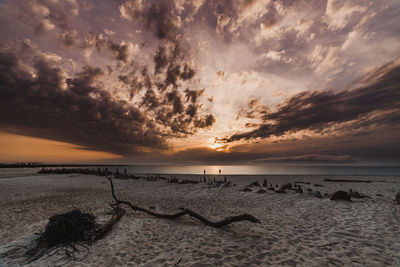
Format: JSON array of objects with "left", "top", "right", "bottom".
[
  {"left": 224, "top": 60, "right": 400, "bottom": 142},
  {"left": 0, "top": 47, "right": 160, "bottom": 154},
  {"left": 0, "top": 41, "right": 214, "bottom": 155},
  {"left": 0, "top": 0, "right": 399, "bottom": 163}
]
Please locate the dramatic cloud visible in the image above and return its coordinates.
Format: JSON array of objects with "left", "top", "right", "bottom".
[
  {"left": 0, "top": 40, "right": 214, "bottom": 155},
  {"left": 225, "top": 60, "right": 400, "bottom": 142},
  {"left": 0, "top": 0, "right": 399, "bottom": 163}
]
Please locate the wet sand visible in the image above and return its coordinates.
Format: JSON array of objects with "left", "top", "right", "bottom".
[{"left": 1, "top": 168, "right": 400, "bottom": 266}]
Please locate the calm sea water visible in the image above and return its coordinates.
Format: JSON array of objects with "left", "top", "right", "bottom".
[{"left": 102, "top": 165, "right": 400, "bottom": 176}]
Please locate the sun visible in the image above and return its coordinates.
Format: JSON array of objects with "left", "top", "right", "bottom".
[{"left": 210, "top": 143, "right": 224, "bottom": 150}]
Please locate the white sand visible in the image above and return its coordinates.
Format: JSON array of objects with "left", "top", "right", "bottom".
[{"left": 1, "top": 168, "right": 400, "bottom": 266}]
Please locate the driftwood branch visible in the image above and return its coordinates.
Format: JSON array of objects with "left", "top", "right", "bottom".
[
  {"left": 90, "top": 205, "right": 125, "bottom": 243},
  {"left": 105, "top": 176, "right": 261, "bottom": 227}
]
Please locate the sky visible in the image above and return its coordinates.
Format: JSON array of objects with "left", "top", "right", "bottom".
[{"left": 0, "top": 0, "right": 399, "bottom": 164}]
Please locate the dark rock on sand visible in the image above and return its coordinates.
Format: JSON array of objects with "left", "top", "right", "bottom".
[
  {"left": 295, "top": 186, "right": 303, "bottom": 193},
  {"left": 257, "top": 189, "right": 267, "bottom": 194},
  {"left": 396, "top": 192, "right": 400, "bottom": 204},
  {"left": 267, "top": 187, "right": 275, "bottom": 191},
  {"left": 376, "top": 194, "right": 384, "bottom": 197},
  {"left": 281, "top": 183, "right": 293, "bottom": 190},
  {"left": 275, "top": 188, "right": 286, "bottom": 194},
  {"left": 242, "top": 187, "right": 252, "bottom": 192},
  {"left": 331, "top": 190, "right": 351, "bottom": 201},
  {"left": 313, "top": 184, "right": 324, "bottom": 187},
  {"left": 306, "top": 188, "right": 312, "bottom": 192}
]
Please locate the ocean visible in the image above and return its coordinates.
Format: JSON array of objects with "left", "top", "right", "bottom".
[{"left": 102, "top": 165, "right": 400, "bottom": 176}]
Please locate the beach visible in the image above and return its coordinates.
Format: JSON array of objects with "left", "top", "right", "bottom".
[{"left": 1, "top": 168, "right": 400, "bottom": 266}]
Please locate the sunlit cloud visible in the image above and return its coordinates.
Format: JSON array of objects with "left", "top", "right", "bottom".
[{"left": 0, "top": 0, "right": 399, "bottom": 163}]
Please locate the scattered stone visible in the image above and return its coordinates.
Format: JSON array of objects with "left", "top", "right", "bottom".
[
  {"left": 242, "top": 187, "right": 252, "bottom": 192},
  {"left": 313, "top": 184, "right": 324, "bottom": 187},
  {"left": 295, "top": 186, "right": 303, "bottom": 193},
  {"left": 376, "top": 193, "right": 384, "bottom": 197},
  {"left": 257, "top": 189, "right": 267, "bottom": 194},
  {"left": 396, "top": 192, "right": 400, "bottom": 205},
  {"left": 267, "top": 187, "right": 275, "bottom": 191},
  {"left": 281, "top": 183, "right": 293, "bottom": 190},
  {"left": 262, "top": 179, "right": 268, "bottom": 187},
  {"left": 275, "top": 188, "right": 286, "bottom": 194},
  {"left": 330, "top": 190, "right": 351, "bottom": 201}
]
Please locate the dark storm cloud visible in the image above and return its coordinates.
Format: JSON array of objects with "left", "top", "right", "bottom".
[
  {"left": 0, "top": 38, "right": 215, "bottom": 154},
  {"left": 166, "top": 90, "right": 184, "bottom": 114},
  {"left": 194, "top": 114, "right": 216, "bottom": 129},
  {"left": 145, "top": 2, "right": 180, "bottom": 41},
  {"left": 108, "top": 41, "right": 131, "bottom": 63},
  {"left": 141, "top": 89, "right": 160, "bottom": 109},
  {"left": 1, "top": 0, "right": 398, "bottom": 163},
  {"left": 0, "top": 46, "right": 164, "bottom": 154},
  {"left": 163, "top": 129, "right": 400, "bottom": 163},
  {"left": 186, "top": 104, "right": 198, "bottom": 118},
  {"left": 120, "top": 0, "right": 182, "bottom": 42},
  {"left": 146, "top": 41, "right": 194, "bottom": 89},
  {"left": 225, "top": 61, "right": 400, "bottom": 142},
  {"left": 154, "top": 46, "right": 169, "bottom": 74},
  {"left": 162, "top": 63, "right": 196, "bottom": 88},
  {"left": 185, "top": 88, "right": 205, "bottom": 104}
]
